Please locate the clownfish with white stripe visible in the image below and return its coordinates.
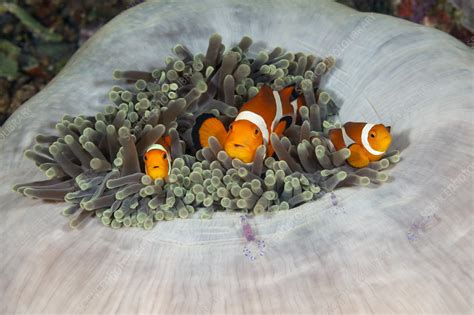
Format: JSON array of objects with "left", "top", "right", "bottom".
[
  {"left": 143, "top": 135, "right": 172, "bottom": 180},
  {"left": 192, "top": 85, "right": 305, "bottom": 163},
  {"left": 328, "top": 122, "right": 392, "bottom": 168}
]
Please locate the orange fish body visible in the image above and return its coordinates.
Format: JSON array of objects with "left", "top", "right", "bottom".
[
  {"left": 328, "top": 122, "right": 392, "bottom": 168},
  {"left": 143, "top": 135, "right": 172, "bottom": 180},
  {"left": 193, "top": 85, "right": 305, "bottom": 163}
]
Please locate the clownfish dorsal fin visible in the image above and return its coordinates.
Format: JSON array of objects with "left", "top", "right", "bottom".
[
  {"left": 258, "top": 85, "right": 275, "bottom": 104},
  {"left": 279, "top": 86, "right": 295, "bottom": 101},
  {"left": 259, "top": 84, "right": 273, "bottom": 94},
  {"left": 158, "top": 135, "right": 171, "bottom": 148}
]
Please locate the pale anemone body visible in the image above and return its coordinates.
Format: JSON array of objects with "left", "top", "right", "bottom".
[{"left": 0, "top": 0, "right": 472, "bottom": 313}]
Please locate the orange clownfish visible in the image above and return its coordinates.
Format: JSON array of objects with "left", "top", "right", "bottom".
[
  {"left": 328, "top": 122, "right": 392, "bottom": 168},
  {"left": 143, "top": 135, "right": 172, "bottom": 180},
  {"left": 192, "top": 85, "right": 305, "bottom": 163}
]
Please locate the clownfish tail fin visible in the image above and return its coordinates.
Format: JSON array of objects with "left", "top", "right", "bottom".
[{"left": 192, "top": 113, "right": 227, "bottom": 150}]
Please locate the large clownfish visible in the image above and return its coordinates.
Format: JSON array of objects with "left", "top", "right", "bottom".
[
  {"left": 328, "top": 122, "right": 392, "bottom": 168},
  {"left": 192, "top": 85, "right": 305, "bottom": 163},
  {"left": 143, "top": 135, "right": 172, "bottom": 180}
]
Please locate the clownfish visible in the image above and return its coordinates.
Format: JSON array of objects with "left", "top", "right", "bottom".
[
  {"left": 143, "top": 135, "right": 172, "bottom": 180},
  {"left": 192, "top": 85, "right": 305, "bottom": 163},
  {"left": 328, "top": 122, "right": 392, "bottom": 168}
]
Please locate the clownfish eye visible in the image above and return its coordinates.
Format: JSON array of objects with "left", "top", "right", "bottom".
[
  {"left": 163, "top": 153, "right": 167, "bottom": 159},
  {"left": 370, "top": 132, "right": 376, "bottom": 138},
  {"left": 254, "top": 128, "right": 259, "bottom": 135},
  {"left": 144, "top": 156, "right": 147, "bottom": 161}
]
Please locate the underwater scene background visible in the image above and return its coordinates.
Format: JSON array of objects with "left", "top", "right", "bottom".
[{"left": 0, "top": 0, "right": 472, "bottom": 313}]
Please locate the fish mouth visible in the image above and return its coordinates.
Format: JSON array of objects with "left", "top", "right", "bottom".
[
  {"left": 146, "top": 166, "right": 167, "bottom": 180},
  {"left": 225, "top": 142, "right": 250, "bottom": 151},
  {"left": 225, "top": 143, "right": 254, "bottom": 163}
]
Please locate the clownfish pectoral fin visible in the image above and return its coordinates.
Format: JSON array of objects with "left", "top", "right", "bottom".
[
  {"left": 347, "top": 144, "right": 370, "bottom": 168},
  {"left": 192, "top": 113, "right": 227, "bottom": 150}
]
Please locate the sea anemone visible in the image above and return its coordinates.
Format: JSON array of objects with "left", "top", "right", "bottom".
[{"left": 14, "top": 33, "right": 400, "bottom": 229}]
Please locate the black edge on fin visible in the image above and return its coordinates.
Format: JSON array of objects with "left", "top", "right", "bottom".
[
  {"left": 192, "top": 113, "right": 217, "bottom": 150},
  {"left": 295, "top": 114, "right": 303, "bottom": 126},
  {"left": 290, "top": 86, "right": 299, "bottom": 102},
  {"left": 280, "top": 116, "right": 293, "bottom": 130}
]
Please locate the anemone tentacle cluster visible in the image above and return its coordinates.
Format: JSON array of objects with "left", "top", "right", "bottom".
[{"left": 14, "top": 34, "right": 400, "bottom": 229}]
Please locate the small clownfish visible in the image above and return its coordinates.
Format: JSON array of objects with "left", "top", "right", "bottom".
[
  {"left": 143, "top": 135, "right": 172, "bottom": 180},
  {"left": 328, "top": 122, "right": 392, "bottom": 168},
  {"left": 192, "top": 85, "right": 305, "bottom": 163}
]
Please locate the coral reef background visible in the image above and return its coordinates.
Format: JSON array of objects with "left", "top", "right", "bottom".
[
  {"left": 0, "top": 0, "right": 472, "bottom": 126},
  {"left": 0, "top": 0, "right": 144, "bottom": 125}
]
